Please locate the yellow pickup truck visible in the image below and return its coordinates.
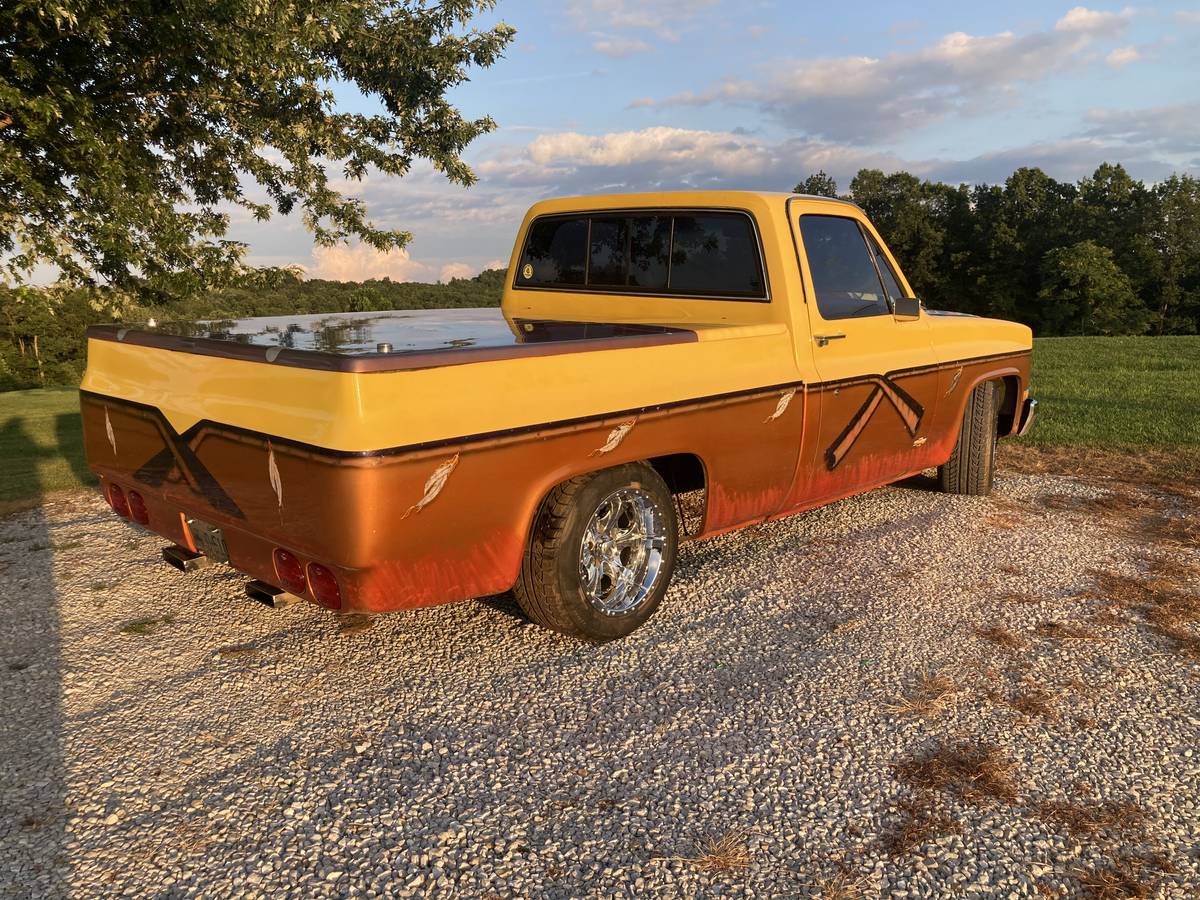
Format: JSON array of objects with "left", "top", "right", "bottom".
[{"left": 81, "top": 191, "right": 1035, "bottom": 640}]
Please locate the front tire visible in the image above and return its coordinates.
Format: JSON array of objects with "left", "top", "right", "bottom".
[
  {"left": 515, "top": 463, "right": 678, "bottom": 641},
  {"left": 939, "top": 380, "right": 999, "bottom": 496}
]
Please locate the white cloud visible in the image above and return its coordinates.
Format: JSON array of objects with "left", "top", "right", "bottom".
[
  {"left": 483, "top": 258, "right": 509, "bottom": 271},
  {"left": 566, "top": 0, "right": 719, "bottom": 45},
  {"left": 591, "top": 34, "right": 652, "bottom": 57},
  {"left": 438, "top": 262, "right": 475, "bottom": 282},
  {"left": 1175, "top": 10, "right": 1200, "bottom": 25},
  {"left": 1055, "top": 5, "right": 1134, "bottom": 35},
  {"left": 308, "top": 244, "right": 433, "bottom": 282},
  {"left": 1082, "top": 101, "right": 1200, "bottom": 153},
  {"left": 932, "top": 137, "right": 1173, "bottom": 184},
  {"left": 1105, "top": 45, "right": 1140, "bottom": 67},
  {"left": 477, "top": 125, "right": 912, "bottom": 194},
  {"left": 476, "top": 124, "right": 1179, "bottom": 194},
  {"left": 637, "top": 10, "right": 1137, "bottom": 142}
]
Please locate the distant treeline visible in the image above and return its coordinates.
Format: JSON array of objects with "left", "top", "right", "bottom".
[
  {"left": 3, "top": 161, "right": 1197, "bottom": 392},
  {"left": 797, "top": 163, "right": 1199, "bottom": 338}
]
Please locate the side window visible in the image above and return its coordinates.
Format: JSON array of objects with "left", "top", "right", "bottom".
[
  {"left": 799, "top": 215, "right": 890, "bottom": 320},
  {"left": 670, "top": 214, "right": 765, "bottom": 298},
  {"left": 520, "top": 217, "right": 587, "bottom": 286},
  {"left": 866, "top": 233, "right": 906, "bottom": 303}
]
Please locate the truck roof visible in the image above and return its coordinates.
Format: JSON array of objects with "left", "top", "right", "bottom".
[{"left": 524, "top": 190, "right": 860, "bottom": 213}]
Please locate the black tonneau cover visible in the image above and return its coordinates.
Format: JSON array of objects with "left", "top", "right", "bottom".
[{"left": 86, "top": 308, "right": 696, "bottom": 374}]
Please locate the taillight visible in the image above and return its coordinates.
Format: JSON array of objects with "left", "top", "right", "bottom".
[
  {"left": 307, "top": 563, "right": 342, "bottom": 609},
  {"left": 108, "top": 483, "right": 131, "bottom": 519},
  {"left": 127, "top": 490, "right": 150, "bottom": 526},
  {"left": 272, "top": 548, "right": 307, "bottom": 596}
]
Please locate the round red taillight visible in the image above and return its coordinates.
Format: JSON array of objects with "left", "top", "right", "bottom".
[
  {"left": 306, "top": 563, "right": 342, "bottom": 610},
  {"left": 272, "top": 548, "right": 307, "bottom": 596},
  {"left": 127, "top": 490, "right": 150, "bottom": 526},
  {"left": 108, "top": 483, "right": 131, "bottom": 519}
]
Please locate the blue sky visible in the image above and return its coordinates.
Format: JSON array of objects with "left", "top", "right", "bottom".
[{"left": 230, "top": 1, "right": 1200, "bottom": 282}]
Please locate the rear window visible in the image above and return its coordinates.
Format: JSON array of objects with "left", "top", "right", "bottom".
[
  {"left": 516, "top": 211, "right": 765, "bottom": 300},
  {"left": 522, "top": 217, "right": 587, "bottom": 286}
]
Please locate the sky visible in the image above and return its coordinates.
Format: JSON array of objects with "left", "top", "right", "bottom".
[{"left": 230, "top": 1, "right": 1200, "bottom": 284}]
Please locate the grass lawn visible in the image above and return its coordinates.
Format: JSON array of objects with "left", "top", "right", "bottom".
[
  {"left": 1028, "top": 335, "right": 1200, "bottom": 448},
  {"left": 0, "top": 336, "right": 1196, "bottom": 511},
  {"left": 0, "top": 387, "right": 95, "bottom": 512}
]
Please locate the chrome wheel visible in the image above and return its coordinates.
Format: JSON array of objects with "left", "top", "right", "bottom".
[{"left": 578, "top": 486, "right": 668, "bottom": 616}]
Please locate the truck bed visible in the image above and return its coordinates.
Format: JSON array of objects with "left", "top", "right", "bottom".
[{"left": 88, "top": 307, "right": 696, "bottom": 373}]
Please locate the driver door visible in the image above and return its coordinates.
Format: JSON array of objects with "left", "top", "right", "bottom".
[{"left": 794, "top": 212, "right": 939, "bottom": 499}]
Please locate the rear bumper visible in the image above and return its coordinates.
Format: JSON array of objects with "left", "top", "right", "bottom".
[
  {"left": 95, "top": 475, "right": 360, "bottom": 611},
  {"left": 1017, "top": 397, "right": 1037, "bottom": 437}
]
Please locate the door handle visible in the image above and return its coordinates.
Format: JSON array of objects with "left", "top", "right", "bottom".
[{"left": 814, "top": 333, "right": 847, "bottom": 347}]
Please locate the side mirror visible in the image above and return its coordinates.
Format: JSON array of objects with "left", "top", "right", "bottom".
[{"left": 894, "top": 296, "right": 921, "bottom": 321}]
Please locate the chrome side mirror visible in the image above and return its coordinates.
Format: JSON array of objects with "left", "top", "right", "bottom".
[{"left": 894, "top": 296, "right": 921, "bottom": 321}]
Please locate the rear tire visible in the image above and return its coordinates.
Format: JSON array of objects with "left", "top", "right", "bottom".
[
  {"left": 515, "top": 463, "right": 677, "bottom": 641},
  {"left": 939, "top": 380, "right": 998, "bottom": 496}
]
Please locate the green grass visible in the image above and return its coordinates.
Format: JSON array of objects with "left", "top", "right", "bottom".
[
  {"left": 0, "top": 336, "right": 1196, "bottom": 510},
  {"left": 1028, "top": 336, "right": 1200, "bottom": 447},
  {"left": 0, "top": 387, "right": 95, "bottom": 509}
]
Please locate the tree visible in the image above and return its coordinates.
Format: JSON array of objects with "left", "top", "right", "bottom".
[
  {"left": 0, "top": 1, "right": 515, "bottom": 295},
  {"left": 1152, "top": 174, "right": 1200, "bottom": 334},
  {"left": 1039, "top": 241, "right": 1149, "bottom": 336},
  {"left": 1076, "top": 163, "right": 1160, "bottom": 317},
  {"left": 794, "top": 171, "right": 839, "bottom": 198},
  {"left": 848, "top": 169, "right": 945, "bottom": 306}
]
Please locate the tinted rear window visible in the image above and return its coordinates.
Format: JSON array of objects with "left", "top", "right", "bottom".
[
  {"left": 522, "top": 217, "right": 587, "bottom": 286},
  {"left": 517, "top": 211, "right": 764, "bottom": 300},
  {"left": 669, "top": 214, "right": 764, "bottom": 298},
  {"left": 627, "top": 216, "right": 670, "bottom": 289}
]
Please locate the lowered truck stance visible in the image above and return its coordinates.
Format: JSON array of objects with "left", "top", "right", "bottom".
[{"left": 81, "top": 191, "right": 1036, "bottom": 640}]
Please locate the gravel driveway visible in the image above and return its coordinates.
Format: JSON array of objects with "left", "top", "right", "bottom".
[{"left": 2, "top": 470, "right": 1198, "bottom": 898}]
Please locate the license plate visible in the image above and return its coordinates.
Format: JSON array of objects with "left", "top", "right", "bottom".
[{"left": 187, "top": 518, "right": 229, "bottom": 563}]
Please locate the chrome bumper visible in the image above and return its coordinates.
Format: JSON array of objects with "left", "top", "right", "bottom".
[{"left": 1017, "top": 398, "right": 1037, "bottom": 437}]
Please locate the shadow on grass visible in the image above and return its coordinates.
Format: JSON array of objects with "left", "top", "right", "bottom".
[
  {"left": 0, "top": 399, "right": 94, "bottom": 514},
  {"left": 55, "top": 411, "right": 95, "bottom": 490}
]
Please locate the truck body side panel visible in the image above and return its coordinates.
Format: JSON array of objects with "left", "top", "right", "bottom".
[{"left": 82, "top": 378, "right": 807, "bottom": 613}]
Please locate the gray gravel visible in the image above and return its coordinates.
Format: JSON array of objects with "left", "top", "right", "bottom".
[{"left": 2, "top": 471, "right": 1198, "bottom": 898}]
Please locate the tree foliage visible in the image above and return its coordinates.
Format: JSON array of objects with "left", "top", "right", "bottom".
[
  {"left": 1039, "top": 241, "right": 1145, "bottom": 336},
  {"left": 0, "top": 0, "right": 515, "bottom": 295},
  {"left": 794, "top": 170, "right": 838, "bottom": 198},
  {"left": 800, "top": 163, "right": 1199, "bottom": 338}
]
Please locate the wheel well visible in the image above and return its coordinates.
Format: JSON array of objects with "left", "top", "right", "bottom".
[
  {"left": 995, "top": 375, "right": 1020, "bottom": 436},
  {"left": 646, "top": 453, "right": 707, "bottom": 537},
  {"left": 647, "top": 453, "right": 705, "bottom": 494}
]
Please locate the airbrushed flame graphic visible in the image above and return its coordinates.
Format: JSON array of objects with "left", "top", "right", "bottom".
[{"left": 824, "top": 374, "right": 926, "bottom": 471}]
